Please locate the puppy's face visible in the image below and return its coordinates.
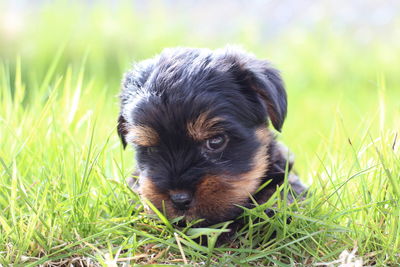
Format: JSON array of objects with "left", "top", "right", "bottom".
[{"left": 118, "top": 47, "right": 287, "bottom": 226}]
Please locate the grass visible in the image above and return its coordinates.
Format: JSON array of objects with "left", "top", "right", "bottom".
[{"left": 0, "top": 1, "right": 399, "bottom": 266}]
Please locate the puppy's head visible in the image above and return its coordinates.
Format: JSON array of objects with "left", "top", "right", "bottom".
[{"left": 118, "top": 47, "right": 287, "bottom": 226}]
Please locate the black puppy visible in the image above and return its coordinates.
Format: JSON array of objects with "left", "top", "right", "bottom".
[{"left": 118, "top": 47, "right": 305, "bottom": 227}]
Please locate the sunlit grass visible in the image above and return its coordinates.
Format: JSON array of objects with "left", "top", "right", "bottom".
[{"left": 0, "top": 2, "right": 399, "bottom": 266}]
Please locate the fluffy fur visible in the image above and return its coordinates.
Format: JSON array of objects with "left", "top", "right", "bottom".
[{"left": 118, "top": 46, "right": 305, "bottom": 227}]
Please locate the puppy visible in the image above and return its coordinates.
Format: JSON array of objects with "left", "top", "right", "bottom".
[{"left": 118, "top": 47, "right": 305, "bottom": 228}]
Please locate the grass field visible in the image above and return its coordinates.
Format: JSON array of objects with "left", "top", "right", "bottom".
[{"left": 1, "top": 2, "right": 399, "bottom": 266}]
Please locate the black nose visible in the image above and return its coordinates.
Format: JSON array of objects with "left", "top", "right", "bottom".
[{"left": 170, "top": 192, "right": 192, "bottom": 210}]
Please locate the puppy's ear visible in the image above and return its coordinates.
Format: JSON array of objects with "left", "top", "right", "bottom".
[
  {"left": 224, "top": 48, "right": 287, "bottom": 131},
  {"left": 118, "top": 59, "right": 156, "bottom": 148},
  {"left": 117, "top": 114, "right": 128, "bottom": 149}
]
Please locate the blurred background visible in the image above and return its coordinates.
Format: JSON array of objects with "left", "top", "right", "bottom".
[{"left": 1, "top": 0, "right": 399, "bottom": 180}]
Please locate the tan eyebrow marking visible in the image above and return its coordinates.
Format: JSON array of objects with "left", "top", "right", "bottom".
[
  {"left": 187, "top": 112, "right": 224, "bottom": 141},
  {"left": 126, "top": 125, "right": 159, "bottom": 147}
]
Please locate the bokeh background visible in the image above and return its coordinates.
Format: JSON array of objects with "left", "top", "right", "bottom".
[
  {"left": 2, "top": 0, "right": 399, "bottom": 181},
  {"left": 1, "top": 1, "right": 400, "bottom": 265}
]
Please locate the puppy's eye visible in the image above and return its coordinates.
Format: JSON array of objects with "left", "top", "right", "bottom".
[{"left": 205, "top": 134, "right": 228, "bottom": 152}]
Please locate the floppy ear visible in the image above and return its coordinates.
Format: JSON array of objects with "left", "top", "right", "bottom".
[
  {"left": 117, "top": 114, "right": 128, "bottom": 149},
  {"left": 223, "top": 48, "right": 287, "bottom": 131},
  {"left": 118, "top": 59, "right": 156, "bottom": 148}
]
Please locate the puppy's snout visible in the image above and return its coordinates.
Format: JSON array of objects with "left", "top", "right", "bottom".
[{"left": 170, "top": 192, "right": 192, "bottom": 210}]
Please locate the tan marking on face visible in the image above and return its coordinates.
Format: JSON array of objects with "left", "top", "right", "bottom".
[
  {"left": 190, "top": 127, "right": 272, "bottom": 220},
  {"left": 187, "top": 112, "right": 224, "bottom": 141},
  {"left": 138, "top": 127, "right": 273, "bottom": 223},
  {"left": 126, "top": 125, "right": 159, "bottom": 147},
  {"left": 139, "top": 176, "right": 178, "bottom": 217},
  {"left": 188, "top": 175, "right": 234, "bottom": 221},
  {"left": 232, "top": 127, "right": 272, "bottom": 196}
]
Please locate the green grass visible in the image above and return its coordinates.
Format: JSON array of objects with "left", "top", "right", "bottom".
[{"left": 1, "top": 2, "right": 399, "bottom": 266}]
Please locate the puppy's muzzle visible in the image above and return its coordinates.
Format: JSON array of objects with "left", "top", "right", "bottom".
[{"left": 170, "top": 192, "right": 192, "bottom": 210}]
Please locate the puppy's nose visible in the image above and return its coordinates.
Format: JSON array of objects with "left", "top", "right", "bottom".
[{"left": 170, "top": 192, "right": 192, "bottom": 210}]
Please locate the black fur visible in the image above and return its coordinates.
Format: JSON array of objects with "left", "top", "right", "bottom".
[{"left": 118, "top": 46, "right": 304, "bottom": 229}]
